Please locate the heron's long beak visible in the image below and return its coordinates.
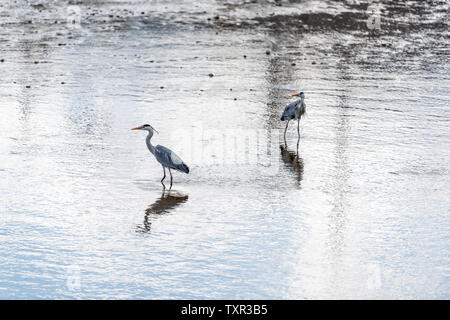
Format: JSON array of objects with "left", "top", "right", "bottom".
[
  {"left": 131, "top": 126, "right": 142, "bottom": 130},
  {"left": 291, "top": 93, "right": 300, "bottom": 97}
]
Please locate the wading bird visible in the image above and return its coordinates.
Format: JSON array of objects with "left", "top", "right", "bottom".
[
  {"left": 280, "top": 92, "right": 306, "bottom": 146},
  {"left": 132, "top": 124, "right": 189, "bottom": 188}
]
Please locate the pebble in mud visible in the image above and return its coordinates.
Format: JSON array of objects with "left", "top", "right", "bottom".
[
  {"left": 208, "top": 73, "right": 214, "bottom": 77},
  {"left": 243, "top": 55, "right": 247, "bottom": 58},
  {"left": 0, "top": 59, "right": 4, "bottom": 63},
  {"left": 266, "top": 50, "right": 271, "bottom": 55},
  {"left": 160, "top": 86, "right": 164, "bottom": 89}
]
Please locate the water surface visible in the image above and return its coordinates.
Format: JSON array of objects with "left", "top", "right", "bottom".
[{"left": 0, "top": 0, "right": 449, "bottom": 299}]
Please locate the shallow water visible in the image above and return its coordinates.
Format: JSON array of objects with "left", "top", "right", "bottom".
[{"left": 0, "top": 0, "right": 449, "bottom": 299}]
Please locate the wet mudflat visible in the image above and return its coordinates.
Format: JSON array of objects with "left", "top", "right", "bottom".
[{"left": 0, "top": 0, "right": 449, "bottom": 298}]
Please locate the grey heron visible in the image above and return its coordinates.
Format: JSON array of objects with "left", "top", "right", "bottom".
[
  {"left": 132, "top": 124, "right": 189, "bottom": 188},
  {"left": 281, "top": 92, "right": 306, "bottom": 146}
]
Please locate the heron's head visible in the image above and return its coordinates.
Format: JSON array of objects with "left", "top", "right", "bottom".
[
  {"left": 291, "top": 92, "right": 305, "bottom": 99},
  {"left": 131, "top": 124, "right": 158, "bottom": 133}
]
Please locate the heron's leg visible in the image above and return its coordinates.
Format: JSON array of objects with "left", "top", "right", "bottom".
[
  {"left": 296, "top": 118, "right": 301, "bottom": 151},
  {"left": 169, "top": 168, "right": 173, "bottom": 190},
  {"left": 283, "top": 120, "right": 290, "bottom": 146},
  {"left": 161, "top": 166, "right": 166, "bottom": 187}
]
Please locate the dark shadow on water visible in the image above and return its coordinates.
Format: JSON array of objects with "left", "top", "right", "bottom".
[
  {"left": 136, "top": 189, "right": 188, "bottom": 234},
  {"left": 280, "top": 144, "right": 304, "bottom": 183}
]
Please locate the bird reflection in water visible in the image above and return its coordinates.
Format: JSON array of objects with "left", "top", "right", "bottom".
[
  {"left": 280, "top": 144, "right": 304, "bottom": 182},
  {"left": 136, "top": 190, "right": 189, "bottom": 234}
]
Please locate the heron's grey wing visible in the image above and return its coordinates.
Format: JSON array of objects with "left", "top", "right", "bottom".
[
  {"left": 281, "top": 101, "right": 298, "bottom": 120},
  {"left": 154, "top": 145, "right": 189, "bottom": 173}
]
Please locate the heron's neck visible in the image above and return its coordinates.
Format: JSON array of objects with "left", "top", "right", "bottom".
[{"left": 146, "top": 131, "right": 155, "bottom": 155}]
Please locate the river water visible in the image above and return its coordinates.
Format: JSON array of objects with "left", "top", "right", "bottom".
[{"left": 0, "top": 0, "right": 449, "bottom": 299}]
